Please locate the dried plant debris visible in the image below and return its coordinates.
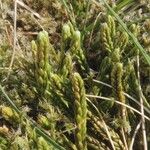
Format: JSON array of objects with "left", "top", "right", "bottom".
[{"left": 0, "top": 0, "right": 150, "bottom": 150}]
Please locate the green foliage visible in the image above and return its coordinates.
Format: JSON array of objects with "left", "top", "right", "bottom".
[{"left": 0, "top": 0, "right": 150, "bottom": 150}]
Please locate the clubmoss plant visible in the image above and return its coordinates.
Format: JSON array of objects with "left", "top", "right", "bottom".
[
  {"left": 70, "top": 30, "right": 90, "bottom": 75},
  {"left": 31, "top": 31, "right": 51, "bottom": 96},
  {"left": 100, "top": 15, "right": 117, "bottom": 52},
  {"left": 61, "top": 22, "right": 90, "bottom": 76},
  {"left": 111, "top": 63, "right": 127, "bottom": 127},
  {"left": 71, "top": 72, "right": 87, "bottom": 150},
  {"left": 59, "top": 53, "right": 73, "bottom": 79},
  {"left": 37, "top": 137, "right": 50, "bottom": 150},
  {"left": 1, "top": 106, "right": 19, "bottom": 123}
]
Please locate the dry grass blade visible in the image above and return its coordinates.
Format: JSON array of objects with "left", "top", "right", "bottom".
[
  {"left": 137, "top": 55, "right": 147, "bottom": 150},
  {"left": 86, "top": 98, "right": 116, "bottom": 150},
  {"left": 129, "top": 121, "right": 142, "bottom": 150},
  {"left": 7, "top": 0, "right": 17, "bottom": 79},
  {"left": 86, "top": 95, "right": 150, "bottom": 121},
  {"left": 93, "top": 79, "right": 150, "bottom": 115},
  {"left": 17, "top": 0, "right": 42, "bottom": 19}
]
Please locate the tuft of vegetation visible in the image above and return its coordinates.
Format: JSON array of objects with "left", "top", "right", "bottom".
[{"left": 0, "top": 0, "right": 150, "bottom": 149}]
